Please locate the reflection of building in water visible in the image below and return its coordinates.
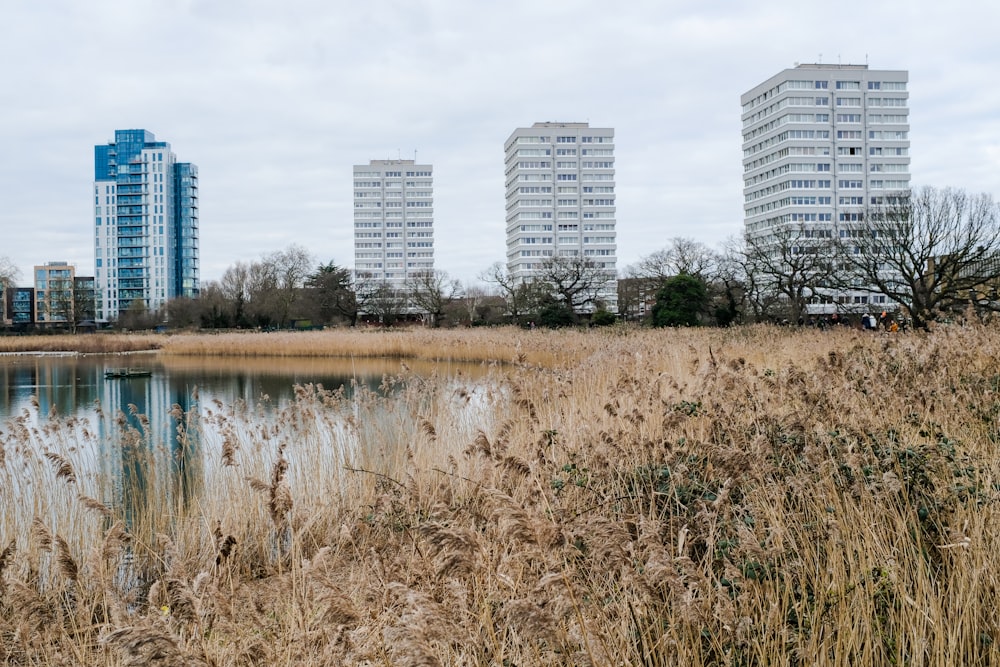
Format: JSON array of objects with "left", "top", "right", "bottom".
[{"left": 96, "top": 371, "right": 202, "bottom": 528}]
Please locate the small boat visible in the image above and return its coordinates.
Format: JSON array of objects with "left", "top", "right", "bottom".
[{"left": 104, "top": 368, "right": 152, "bottom": 379}]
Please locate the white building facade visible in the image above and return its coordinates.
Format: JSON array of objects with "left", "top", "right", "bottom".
[
  {"left": 504, "top": 122, "right": 618, "bottom": 311},
  {"left": 94, "top": 129, "right": 199, "bottom": 321},
  {"left": 353, "top": 159, "right": 434, "bottom": 287},
  {"left": 741, "top": 64, "right": 910, "bottom": 313}
]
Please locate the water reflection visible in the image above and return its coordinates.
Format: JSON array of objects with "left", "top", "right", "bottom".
[
  {"left": 0, "top": 353, "right": 487, "bottom": 419},
  {"left": 0, "top": 353, "right": 489, "bottom": 535}
]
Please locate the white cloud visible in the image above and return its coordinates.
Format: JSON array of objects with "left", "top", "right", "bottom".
[{"left": 2, "top": 0, "right": 1000, "bottom": 287}]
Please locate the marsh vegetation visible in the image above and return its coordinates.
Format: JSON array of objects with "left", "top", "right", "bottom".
[{"left": 1, "top": 325, "right": 998, "bottom": 665}]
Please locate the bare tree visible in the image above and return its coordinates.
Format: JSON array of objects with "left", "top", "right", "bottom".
[
  {"left": 743, "top": 224, "right": 838, "bottom": 323},
  {"left": 460, "top": 283, "right": 490, "bottom": 325},
  {"left": 536, "top": 256, "right": 615, "bottom": 314},
  {"left": 73, "top": 278, "right": 97, "bottom": 325},
  {"left": 355, "top": 274, "right": 407, "bottom": 325},
  {"left": 406, "top": 270, "right": 461, "bottom": 327},
  {"left": 713, "top": 236, "right": 749, "bottom": 325},
  {"left": 219, "top": 261, "right": 252, "bottom": 326},
  {"left": 46, "top": 274, "right": 75, "bottom": 328},
  {"left": 841, "top": 186, "right": 1000, "bottom": 329},
  {"left": 164, "top": 296, "right": 201, "bottom": 329},
  {"left": 260, "top": 244, "right": 315, "bottom": 327},
  {"left": 195, "top": 281, "right": 234, "bottom": 328},
  {"left": 0, "top": 256, "right": 19, "bottom": 325},
  {"left": 480, "top": 262, "right": 544, "bottom": 322},
  {"left": 0, "top": 256, "right": 18, "bottom": 290},
  {"left": 217, "top": 245, "right": 316, "bottom": 328},
  {"left": 117, "top": 299, "right": 158, "bottom": 331},
  {"left": 628, "top": 237, "right": 719, "bottom": 282}
]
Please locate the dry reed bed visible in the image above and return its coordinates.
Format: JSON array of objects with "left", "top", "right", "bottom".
[
  {"left": 1, "top": 324, "right": 999, "bottom": 665},
  {"left": 0, "top": 326, "right": 600, "bottom": 367},
  {"left": 0, "top": 333, "right": 162, "bottom": 354},
  {"left": 155, "top": 328, "right": 595, "bottom": 367}
]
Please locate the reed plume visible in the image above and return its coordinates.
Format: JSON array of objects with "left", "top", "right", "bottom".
[
  {"left": 31, "top": 518, "right": 53, "bottom": 552},
  {"left": 44, "top": 451, "right": 76, "bottom": 483},
  {"left": 54, "top": 535, "right": 78, "bottom": 582},
  {"left": 102, "top": 622, "right": 206, "bottom": 667},
  {"left": 248, "top": 443, "right": 293, "bottom": 531},
  {"left": 78, "top": 494, "right": 114, "bottom": 518}
]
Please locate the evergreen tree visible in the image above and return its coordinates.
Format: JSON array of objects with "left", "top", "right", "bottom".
[{"left": 651, "top": 274, "right": 708, "bottom": 327}]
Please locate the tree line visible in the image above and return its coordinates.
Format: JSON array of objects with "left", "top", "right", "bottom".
[
  {"left": 157, "top": 248, "right": 619, "bottom": 330},
  {"left": 3, "top": 186, "right": 1000, "bottom": 332},
  {"left": 738, "top": 186, "right": 1000, "bottom": 329},
  {"left": 616, "top": 186, "right": 1000, "bottom": 329}
]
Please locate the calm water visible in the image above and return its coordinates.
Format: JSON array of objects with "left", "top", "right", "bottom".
[
  {"left": 0, "top": 352, "right": 487, "bottom": 423},
  {"left": 0, "top": 352, "right": 491, "bottom": 536},
  {"left": 0, "top": 354, "right": 488, "bottom": 580}
]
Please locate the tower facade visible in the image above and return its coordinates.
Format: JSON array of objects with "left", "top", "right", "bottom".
[
  {"left": 94, "top": 129, "right": 199, "bottom": 321},
  {"left": 741, "top": 64, "right": 909, "bottom": 313},
  {"left": 352, "top": 159, "right": 434, "bottom": 286},
  {"left": 504, "top": 122, "right": 618, "bottom": 311}
]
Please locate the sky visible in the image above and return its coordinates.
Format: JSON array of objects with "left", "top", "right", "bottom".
[{"left": 2, "top": 0, "right": 1000, "bottom": 288}]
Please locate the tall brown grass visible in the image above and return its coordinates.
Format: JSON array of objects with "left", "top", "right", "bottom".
[
  {"left": 1, "top": 323, "right": 999, "bottom": 665},
  {"left": 0, "top": 333, "right": 162, "bottom": 354},
  {"left": 156, "top": 328, "right": 589, "bottom": 367},
  {"left": 0, "top": 327, "right": 594, "bottom": 366}
]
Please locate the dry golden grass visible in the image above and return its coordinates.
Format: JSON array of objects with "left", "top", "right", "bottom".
[
  {"left": 0, "top": 327, "right": 597, "bottom": 367},
  {"left": 2, "top": 323, "right": 999, "bottom": 665},
  {"left": 155, "top": 327, "right": 592, "bottom": 367},
  {"left": 0, "top": 333, "right": 163, "bottom": 354}
]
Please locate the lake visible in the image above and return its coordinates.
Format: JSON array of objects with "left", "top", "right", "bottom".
[
  {"left": 0, "top": 352, "right": 495, "bottom": 545},
  {"left": 0, "top": 352, "right": 489, "bottom": 421}
]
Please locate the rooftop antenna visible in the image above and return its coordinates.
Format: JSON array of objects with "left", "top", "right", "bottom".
[{"left": 818, "top": 53, "right": 823, "bottom": 64}]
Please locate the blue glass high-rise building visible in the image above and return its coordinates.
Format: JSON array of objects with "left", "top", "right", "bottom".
[{"left": 93, "top": 130, "right": 199, "bottom": 321}]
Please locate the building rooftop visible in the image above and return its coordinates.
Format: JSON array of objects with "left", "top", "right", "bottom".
[
  {"left": 794, "top": 63, "right": 869, "bottom": 70},
  {"left": 532, "top": 122, "right": 589, "bottom": 128}
]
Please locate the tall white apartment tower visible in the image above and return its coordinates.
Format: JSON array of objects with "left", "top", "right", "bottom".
[
  {"left": 94, "top": 129, "right": 199, "bottom": 321},
  {"left": 504, "top": 122, "right": 618, "bottom": 311},
  {"left": 741, "top": 64, "right": 910, "bottom": 313},
  {"left": 353, "top": 159, "right": 434, "bottom": 286}
]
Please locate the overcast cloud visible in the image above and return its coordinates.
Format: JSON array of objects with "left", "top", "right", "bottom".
[{"left": 2, "top": 0, "right": 999, "bottom": 286}]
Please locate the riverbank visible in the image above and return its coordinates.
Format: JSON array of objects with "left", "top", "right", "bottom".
[
  {"left": 0, "top": 333, "right": 163, "bottom": 355},
  {"left": 0, "top": 326, "right": 613, "bottom": 367}
]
